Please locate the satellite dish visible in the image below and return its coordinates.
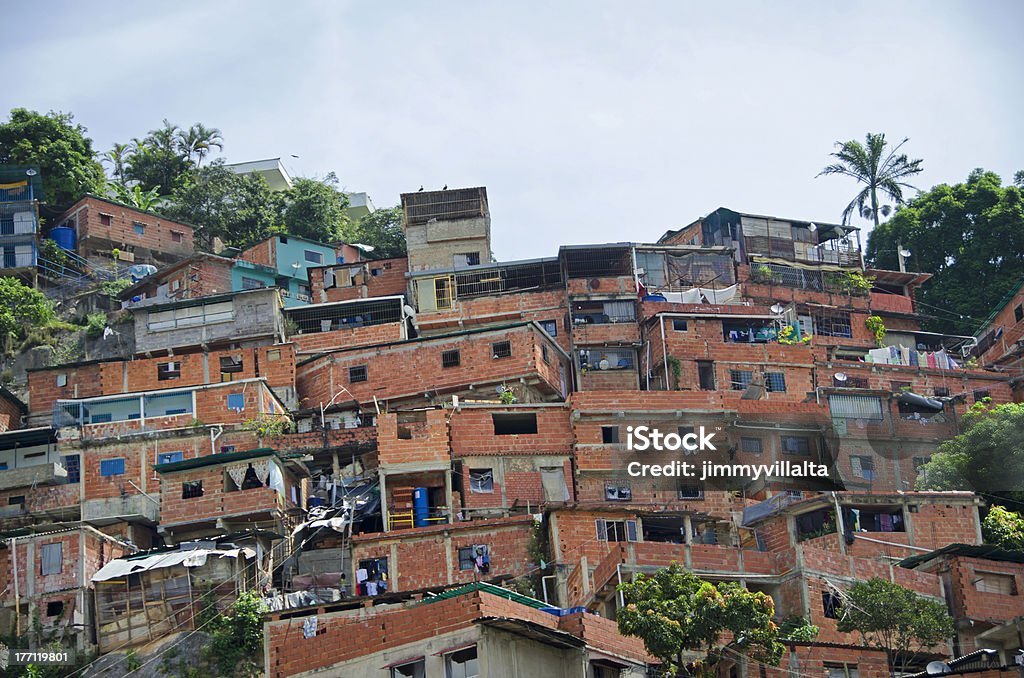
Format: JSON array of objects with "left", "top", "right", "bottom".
[
  {"left": 25, "top": 169, "right": 38, "bottom": 177},
  {"left": 899, "top": 248, "right": 912, "bottom": 258},
  {"left": 807, "top": 223, "right": 817, "bottom": 232},
  {"left": 925, "top": 661, "right": 951, "bottom": 675},
  {"left": 834, "top": 372, "right": 849, "bottom": 383},
  {"left": 598, "top": 359, "right": 610, "bottom": 370},
  {"left": 770, "top": 303, "right": 785, "bottom": 315}
]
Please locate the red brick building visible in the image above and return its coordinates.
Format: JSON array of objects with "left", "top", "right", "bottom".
[{"left": 54, "top": 195, "right": 195, "bottom": 267}]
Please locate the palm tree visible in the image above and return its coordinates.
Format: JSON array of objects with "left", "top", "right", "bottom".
[
  {"left": 177, "top": 123, "right": 224, "bottom": 166},
  {"left": 818, "top": 133, "right": 924, "bottom": 227},
  {"left": 101, "top": 143, "right": 133, "bottom": 183}
]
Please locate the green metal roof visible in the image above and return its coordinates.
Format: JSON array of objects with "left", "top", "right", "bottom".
[
  {"left": 899, "top": 543, "right": 1024, "bottom": 569},
  {"left": 154, "top": 447, "right": 280, "bottom": 473},
  {"left": 419, "top": 581, "right": 549, "bottom": 610}
]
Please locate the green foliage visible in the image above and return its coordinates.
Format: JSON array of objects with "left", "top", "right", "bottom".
[
  {"left": 836, "top": 578, "right": 953, "bottom": 675},
  {"left": 777, "top": 615, "right": 819, "bottom": 642},
  {"left": 826, "top": 270, "right": 874, "bottom": 295},
  {"left": 499, "top": 387, "right": 517, "bottom": 405},
  {"left": 281, "top": 174, "right": 351, "bottom": 243},
  {"left": 126, "top": 648, "right": 141, "bottom": 672},
  {"left": 667, "top": 356, "right": 682, "bottom": 389},
  {"left": 777, "top": 325, "right": 812, "bottom": 345},
  {"left": 617, "top": 562, "right": 783, "bottom": 676},
  {"left": 39, "top": 239, "right": 70, "bottom": 270},
  {"left": 982, "top": 506, "right": 1024, "bottom": 550},
  {"left": 204, "top": 591, "right": 267, "bottom": 676},
  {"left": 84, "top": 312, "right": 107, "bottom": 339},
  {"left": 346, "top": 205, "right": 407, "bottom": 258},
  {"left": 104, "top": 182, "right": 166, "bottom": 211},
  {"left": 818, "top": 132, "right": 923, "bottom": 227},
  {"left": 917, "top": 402, "right": 1024, "bottom": 507},
  {"left": 867, "top": 169, "right": 1024, "bottom": 335},
  {"left": 164, "top": 161, "right": 282, "bottom": 249},
  {"left": 98, "top": 278, "right": 133, "bottom": 298},
  {"left": 0, "top": 108, "right": 106, "bottom": 215},
  {"left": 751, "top": 264, "right": 781, "bottom": 284},
  {"left": 242, "top": 414, "right": 294, "bottom": 439},
  {"left": 865, "top": 315, "right": 886, "bottom": 345},
  {"left": 0, "top": 277, "right": 57, "bottom": 352}
]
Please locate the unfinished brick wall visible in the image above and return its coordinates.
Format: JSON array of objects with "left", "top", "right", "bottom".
[
  {"left": 376, "top": 410, "right": 450, "bottom": 466},
  {"left": 0, "top": 391, "right": 23, "bottom": 432},
  {"left": 764, "top": 643, "right": 890, "bottom": 678},
  {"left": 239, "top": 237, "right": 275, "bottom": 267},
  {"left": 976, "top": 281, "right": 1024, "bottom": 367},
  {"left": 158, "top": 457, "right": 301, "bottom": 528},
  {"left": 27, "top": 363, "right": 105, "bottom": 422},
  {"left": 450, "top": 406, "right": 573, "bottom": 456},
  {"left": 295, "top": 324, "right": 564, "bottom": 408},
  {"left": 289, "top": 322, "right": 406, "bottom": 355},
  {"left": 946, "top": 555, "right": 1024, "bottom": 625},
  {"left": 416, "top": 289, "right": 570, "bottom": 350},
  {"left": 309, "top": 257, "right": 409, "bottom": 303},
  {"left": 350, "top": 517, "right": 533, "bottom": 592},
  {"left": 62, "top": 196, "right": 194, "bottom": 263}
]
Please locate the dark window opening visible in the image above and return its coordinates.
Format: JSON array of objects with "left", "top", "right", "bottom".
[
  {"left": 458, "top": 544, "right": 489, "bottom": 571},
  {"left": 349, "top": 365, "right": 367, "bottom": 383},
  {"left": 492, "top": 413, "right": 538, "bottom": 435},
  {"left": 391, "top": 660, "right": 425, "bottom": 678},
  {"left": 678, "top": 484, "right": 704, "bottom": 500},
  {"left": 62, "top": 454, "right": 81, "bottom": 483},
  {"left": 605, "top": 482, "right": 632, "bottom": 501},
  {"left": 542, "top": 344, "right": 550, "bottom": 364},
  {"left": 445, "top": 646, "right": 479, "bottom": 678},
  {"left": 723, "top": 320, "right": 776, "bottom": 343},
  {"left": 601, "top": 425, "right": 620, "bottom": 443},
  {"left": 847, "top": 505, "right": 905, "bottom": 533},
  {"left": 643, "top": 515, "right": 688, "bottom": 543},
  {"left": 9, "top": 495, "right": 25, "bottom": 506},
  {"left": 182, "top": 480, "right": 204, "bottom": 499},
  {"left": 572, "top": 299, "right": 636, "bottom": 325},
  {"left": 46, "top": 601, "right": 64, "bottom": 617},
  {"left": 822, "top": 591, "right": 840, "bottom": 618},
  {"left": 1016, "top": 304, "right": 1023, "bottom": 323},
  {"left": 730, "top": 370, "right": 753, "bottom": 390},
  {"left": 672, "top": 319, "right": 688, "bottom": 331},
  {"left": 973, "top": 389, "right": 991, "bottom": 403},
  {"left": 697, "top": 361, "right": 716, "bottom": 390},
  {"left": 157, "top": 361, "right": 180, "bottom": 381},
  {"left": 491, "top": 341, "right": 511, "bottom": 359},
  {"left": 781, "top": 436, "right": 811, "bottom": 455},
  {"left": 540, "top": 320, "right": 558, "bottom": 337},
  {"left": 765, "top": 372, "right": 786, "bottom": 392},
  {"left": 99, "top": 214, "right": 112, "bottom": 226},
  {"left": 220, "top": 356, "right": 243, "bottom": 381},
  {"left": 442, "top": 349, "right": 461, "bottom": 368},
  {"left": 469, "top": 469, "right": 493, "bottom": 493},
  {"left": 933, "top": 387, "right": 950, "bottom": 397}
]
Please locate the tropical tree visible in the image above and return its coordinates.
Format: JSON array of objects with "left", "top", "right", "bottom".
[
  {"left": 101, "top": 142, "right": 133, "bottom": 184},
  {"left": 867, "top": 169, "right": 1024, "bottom": 335},
  {"left": 836, "top": 578, "right": 952, "bottom": 676},
  {"left": 617, "top": 562, "right": 783, "bottom": 676},
  {"left": 123, "top": 119, "right": 194, "bottom": 193},
  {"left": 982, "top": 506, "right": 1024, "bottom": 550},
  {"left": 105, "top": 182, "right": 166, "bottom": 212},
  {"left": 0, "top": 108, "right": 106, "bottom": 215},
  {"left": 281, "top": 174, "right": 351, "bottom": 243},
  {"left": 164, "top": 161, "right": 282, "bottom": 249},
  {"left": 917, "top": 401, "right": 1024, "bottom": 507},
  {"left": 345, "top": 205, "right": 407, "bottom": 258},
  {"left": 818, "top": 132, "right": 923, "bottom": 227},
  {"left": 178, "top": 123, "right": 224, "bottom": 166}
]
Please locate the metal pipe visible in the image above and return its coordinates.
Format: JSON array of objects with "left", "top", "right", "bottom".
[{"left": 660, "top": 317, "right": 669, "bottom": 389}]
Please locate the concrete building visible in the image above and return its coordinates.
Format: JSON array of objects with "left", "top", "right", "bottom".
[
  {"left": 0, "top": 165, "right": 42, "bottom": 281},
  {"left": 401, "top": 186, "right": 492, "bottom": 272}
]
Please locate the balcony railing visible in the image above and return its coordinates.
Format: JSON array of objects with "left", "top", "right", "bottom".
[{"left": 750, "top": 262, "right": 869, "bottom": 295}]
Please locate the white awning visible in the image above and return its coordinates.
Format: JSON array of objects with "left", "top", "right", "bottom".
[{"left": 91, "top": 547, "right": 254, "bottom": 582}]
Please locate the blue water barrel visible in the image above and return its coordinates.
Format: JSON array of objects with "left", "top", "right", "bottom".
[
  {"left": 412, "top": 487, "right": 430, "bottom": 527},
  {"left": 49, "top": 227, "right": 76, "bottom": 252},
  {"left": 642, "top": 294, "right": 667, "bottom": 302}
]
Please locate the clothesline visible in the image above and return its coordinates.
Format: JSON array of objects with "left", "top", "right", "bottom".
[{"left": 864, "top": 345, "right": 960, "bottom": 370}]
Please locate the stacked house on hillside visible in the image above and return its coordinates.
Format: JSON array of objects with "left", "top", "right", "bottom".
[{"left": 2, "top": 180, "right": 1023, "bottom": 676}]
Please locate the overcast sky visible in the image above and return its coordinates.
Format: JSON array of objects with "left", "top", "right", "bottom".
[{"left": 4, "top": 1, "right": 1022, "bottom": 260}]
